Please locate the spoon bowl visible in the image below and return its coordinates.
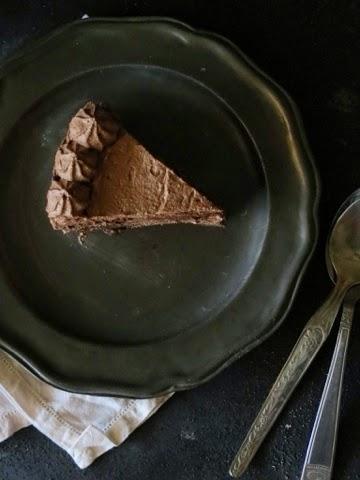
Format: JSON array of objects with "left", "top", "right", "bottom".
[{"left": 327, "top": 189, "right": 360, "bottom": 284}]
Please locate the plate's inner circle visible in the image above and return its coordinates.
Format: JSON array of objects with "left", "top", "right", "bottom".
[{"left": 0, "top": 66, "right": 268, "bottom": 345}]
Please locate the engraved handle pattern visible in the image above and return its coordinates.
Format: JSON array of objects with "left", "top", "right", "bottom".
[
  {"left": 229, "top": 282, "right": 348, "bottom": 478},
  {"left": 302, "top": 464, "right": 331, "bottom": 480},
  {"left": 230, "top": 326, "right": 323, "bottom": 477}
]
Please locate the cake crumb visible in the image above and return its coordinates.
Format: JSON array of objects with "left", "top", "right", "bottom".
[{"left": 78, "top": 232, "right": 87, "bottom": 245}]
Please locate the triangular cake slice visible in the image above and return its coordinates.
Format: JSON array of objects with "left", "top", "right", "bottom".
[{"left": 46, "top": 102, "right": 224, "bottom": 233}]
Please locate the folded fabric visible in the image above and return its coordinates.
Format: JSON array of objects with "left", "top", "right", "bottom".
[{"left": 0, "top": 351, "right": 171, "bottom": 468}]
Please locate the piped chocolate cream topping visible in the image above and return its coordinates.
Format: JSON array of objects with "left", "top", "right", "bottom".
[{"left": 46, "top": 102, "right": 224, "bottom": 233}]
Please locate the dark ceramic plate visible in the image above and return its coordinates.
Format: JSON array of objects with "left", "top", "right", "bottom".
[{"left": 0, "top": 17, "right": 318, "bottom": 397}]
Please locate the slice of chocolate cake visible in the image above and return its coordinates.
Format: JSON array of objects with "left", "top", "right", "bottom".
[{"left": 46, "top": 102, "right": 224, "bottom": 233}]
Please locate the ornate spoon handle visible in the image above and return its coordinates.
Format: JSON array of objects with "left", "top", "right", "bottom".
[
  {"left": 229, "top": 281, "right": 349, "bottom": 478},
  {"left": 300, "top": 286, "right": 360, "bottom": 480}
]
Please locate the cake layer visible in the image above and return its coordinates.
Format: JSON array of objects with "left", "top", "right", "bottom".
[{"left": 50, "top": 211, "right": 224, "bottom": 233}]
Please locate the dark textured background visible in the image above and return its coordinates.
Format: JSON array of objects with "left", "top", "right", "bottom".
[{"left": 0, "top": 1, "right": 359, "bottom": 479}]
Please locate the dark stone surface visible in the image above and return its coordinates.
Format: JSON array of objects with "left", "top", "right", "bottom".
[{"left": 0, "top": 1, "right": 359, "bottom": 479}]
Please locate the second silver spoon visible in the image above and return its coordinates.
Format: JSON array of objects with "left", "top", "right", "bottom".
[{"left": 300, "top": 284, "right": 360, "bottom": 480}]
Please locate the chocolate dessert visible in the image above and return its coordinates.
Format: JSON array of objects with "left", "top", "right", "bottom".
[{"left": 46, "top": 102, "right": 224, "bottom": 233}]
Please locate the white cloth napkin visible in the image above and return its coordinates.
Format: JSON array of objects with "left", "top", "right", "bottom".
[{"left": 0, "top": 351, "right": 171, "bottom": 468}]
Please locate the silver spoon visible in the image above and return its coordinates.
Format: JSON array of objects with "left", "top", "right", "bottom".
[
  {"left": 229, "top": 190, "right": 360, "bottom": 478},
  {"left": 300, "top": 190, "right": 360, "bottom": 480}
]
